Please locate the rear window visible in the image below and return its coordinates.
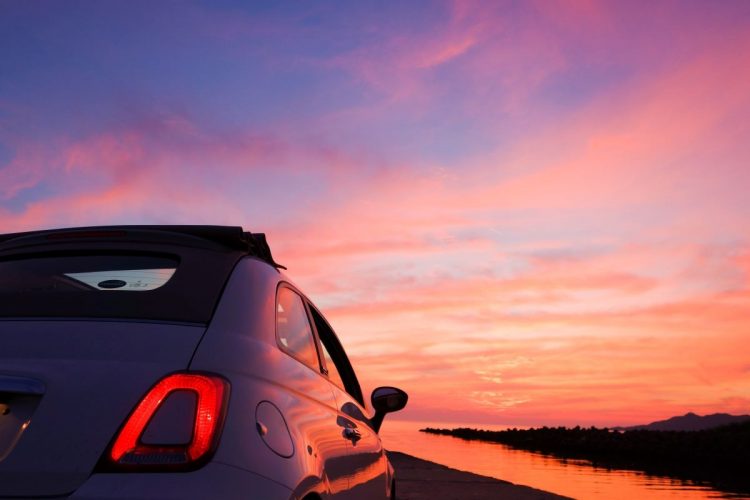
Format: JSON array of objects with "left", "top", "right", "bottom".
[
  {"left": 4, "top": 254, "right": 178, "bottom": 292},
  {"left": 0, "top": 250, "right": 241, "bottom": 323}
]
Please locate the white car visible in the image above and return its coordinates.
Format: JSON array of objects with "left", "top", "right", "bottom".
[{"left": 0, "top": 225, "right": 407, "bottom": 499}]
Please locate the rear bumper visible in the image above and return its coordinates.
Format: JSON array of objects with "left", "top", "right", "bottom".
[{"left": 70, "top": 462, "right": 294, "bottom": 499}]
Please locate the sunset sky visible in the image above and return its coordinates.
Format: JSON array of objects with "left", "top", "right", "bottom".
[{"left": 2, "top": 1, "right": 749, "bottom": 426}]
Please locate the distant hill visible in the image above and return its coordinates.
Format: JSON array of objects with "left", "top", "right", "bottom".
[{"left": 616, "top": 412, "right": 750, "bottom": 431}]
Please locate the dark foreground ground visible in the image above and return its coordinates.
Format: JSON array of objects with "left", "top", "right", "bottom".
[{"left": 388, "top": 451, "right": 570, "bottom": 500}]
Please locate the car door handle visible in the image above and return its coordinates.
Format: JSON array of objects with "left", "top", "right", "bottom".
[{"left": 343, "top": 427, "right": 361, "bottom": 442}]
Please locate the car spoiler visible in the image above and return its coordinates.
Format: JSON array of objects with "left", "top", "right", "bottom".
[{"left": 0, "top": 225, "right": 286, "bottom": 269}]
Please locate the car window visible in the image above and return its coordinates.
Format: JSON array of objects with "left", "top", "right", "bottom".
[
  {"left": 318, "top": 334, "right": 346, "bottom": 390},
  {"left": 0, "top": 252, "right": 234, "bottom": 323},
  {"left": 276, "top": 286, "right": 320, "bottom": 370},
  {"left": 308, "top": 305, "right": 364, "bottom": 406},
  {"left": 0, "top": 254, "right": 177, "bottom": 292}
]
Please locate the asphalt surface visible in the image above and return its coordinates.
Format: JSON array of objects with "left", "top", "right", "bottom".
[{"left": 388, "top": 451, "right": 572, "bottom": 500}]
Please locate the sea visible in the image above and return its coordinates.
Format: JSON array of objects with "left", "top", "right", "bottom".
[{"left": 379, "top": 420, "right": 749, "bottom": 500}]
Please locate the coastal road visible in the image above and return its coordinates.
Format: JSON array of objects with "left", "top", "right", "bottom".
[{"left": 388, "top": 451, "right": 571, "bottom": 500}]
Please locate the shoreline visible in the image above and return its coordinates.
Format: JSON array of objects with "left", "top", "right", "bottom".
[
  {"left": 387, "top": 450, "right": 570, "bottom": 500},
  {"left": 419, "top": 424, "right": 750, "bottom": 495}
]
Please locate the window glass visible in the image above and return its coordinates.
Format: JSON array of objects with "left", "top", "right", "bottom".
[
  {"left": 308, "top": 305, "right": 364, "bottom": 406},
  {"left": 64, "top": 268, "right": 175, "bottom": 291},
  {"left": 0, "top": 253, "right": 229, "bottom": 322},
  {"left": 276, "top": 287, "right": 319, "bottom": 369},
  {"left": 0, "top": 255, "right": 177, "bottom": 293},
  {"left": 320, "top": 338, "right": 346, "bottom": 390}
]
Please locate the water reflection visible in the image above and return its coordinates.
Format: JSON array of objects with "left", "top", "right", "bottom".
[{"left": 380, "top": 420, "right": 747, "bottom": 500}]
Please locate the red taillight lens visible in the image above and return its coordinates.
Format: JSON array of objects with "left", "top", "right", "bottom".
[{"left": 109, "top": 373, "right": 227, "bottom": 468}]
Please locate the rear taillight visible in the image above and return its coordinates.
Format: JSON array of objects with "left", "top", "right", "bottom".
[{"left": 107, "top": 373, "right": 228, "bottom": 470}]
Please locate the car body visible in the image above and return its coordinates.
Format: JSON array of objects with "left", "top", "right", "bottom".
[{"left": 0, "top": 225, "right": 407, "bottom": 499}]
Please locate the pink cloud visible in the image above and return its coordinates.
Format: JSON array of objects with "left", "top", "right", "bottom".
[
  {"left": 321, "top": 0, "right": 567, "bottom": 113},
  {"left": 0, "top": 142, "right": 53, "bottom": 201}
]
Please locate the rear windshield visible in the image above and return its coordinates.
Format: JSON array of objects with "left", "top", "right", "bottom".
[{"left": 0, "top": 250, "right": 240, "bottom": 323}]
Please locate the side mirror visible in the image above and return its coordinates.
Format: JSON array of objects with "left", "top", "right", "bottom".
[{"left": 370, "top": 386, "right": 408, "bottom": 432}]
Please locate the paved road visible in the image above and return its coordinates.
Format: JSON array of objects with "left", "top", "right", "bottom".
[{"left": 388, "top": 451, "right": 572, "bottom": 500}]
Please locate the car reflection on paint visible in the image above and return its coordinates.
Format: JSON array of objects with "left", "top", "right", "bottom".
[{"left": 0, "top": 225, "right": 407, "bottom": 499}]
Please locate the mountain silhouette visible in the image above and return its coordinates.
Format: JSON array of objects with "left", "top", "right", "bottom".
[{"left": 618, "top": 412, "right": 750, "bottom": 431}]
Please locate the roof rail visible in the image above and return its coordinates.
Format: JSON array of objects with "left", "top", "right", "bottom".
[{"left": 0, "top": 225, "right": 286, "bottom": 269}]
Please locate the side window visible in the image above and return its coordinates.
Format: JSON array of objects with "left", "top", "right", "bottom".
[
  {"left": 308, "top": 305, "right": 364, "bottom": 406},
  {"left": 276, "top": 286, "right": 320, "bottom": 370},
  {"left": 319, "top": 337, "right": 346, "bottom": 391}
]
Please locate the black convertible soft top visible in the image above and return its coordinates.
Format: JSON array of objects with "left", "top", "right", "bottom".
[
  {"left": 0, "top": 225, "right": 285, "bottom": 269},
  {"left": 0, "top": 225, "right": 282, "bottom": 324}
]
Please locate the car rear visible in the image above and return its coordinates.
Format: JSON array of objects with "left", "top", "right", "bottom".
[{"left": 0, "top": 226, "right": 290, "bottom": 498}]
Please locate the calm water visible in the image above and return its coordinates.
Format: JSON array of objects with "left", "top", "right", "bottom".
[{"left": 379, "top": 420, "right": 749, "bottom": 500}]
